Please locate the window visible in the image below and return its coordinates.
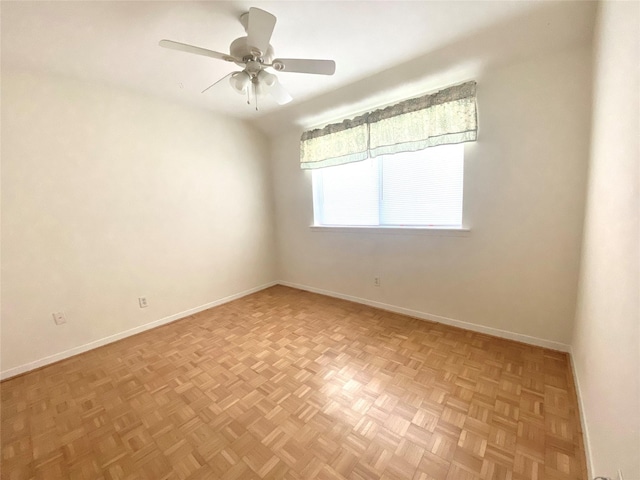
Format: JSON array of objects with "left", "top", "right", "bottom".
[
  {"left": 312, "top": 143, "right": 464, "bottom": 227},
  {"left": 302, "top": 81, "right": 476, "bottom": 229}
]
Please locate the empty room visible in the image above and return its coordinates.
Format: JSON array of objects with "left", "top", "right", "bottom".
[{"left": 1, "top": 1, "right": 638, "bottom": 479}]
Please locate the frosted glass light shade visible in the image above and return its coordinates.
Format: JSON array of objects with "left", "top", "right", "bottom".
[
  {"left": 257, "top": 70, "right": 276, "bottom": 88},
  {"left": 230, "top": 71, "right": 250, "bottom": 93}
]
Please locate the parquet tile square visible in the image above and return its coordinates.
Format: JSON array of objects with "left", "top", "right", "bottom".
[{"left": 1, "top": 286, "right": 587, "bottom": 479}]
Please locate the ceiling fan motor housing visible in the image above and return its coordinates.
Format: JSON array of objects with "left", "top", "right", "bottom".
[{"left": 229, "top": 37, "right": 274, "bottom": 67}]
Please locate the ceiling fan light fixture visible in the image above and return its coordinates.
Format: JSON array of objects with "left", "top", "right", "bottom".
[
  {"left": 230, "top": 71, "right": 251, "bottom": 93},
  {"left": 253, "top": 77, "right": 268, "bottom": 97}
]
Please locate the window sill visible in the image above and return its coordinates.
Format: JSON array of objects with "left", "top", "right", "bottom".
[{"left": 310, "top": 225, "right": 470, "bottom": 236}]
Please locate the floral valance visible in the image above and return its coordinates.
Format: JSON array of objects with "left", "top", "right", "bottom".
[{"left": 300, "top": 81, "right": 477, "bottom": 169}]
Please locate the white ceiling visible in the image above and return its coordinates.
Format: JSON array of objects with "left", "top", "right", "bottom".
[{"left": 2, "top": 1, "right": 596, "bottom": 129}]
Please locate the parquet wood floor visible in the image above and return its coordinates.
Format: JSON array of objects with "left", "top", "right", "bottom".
[{"left": 1, "top": 286, "right": 587, "bottom": 480}]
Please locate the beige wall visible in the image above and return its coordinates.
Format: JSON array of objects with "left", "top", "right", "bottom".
[
  {"left": 1, "top": 71, "right": 277, "bottom": 375},
  {"left": 271, "top": 45, "right": 592, "bottom": 348},
  {"left": 572, "top": 1, "right": 640, "bottom": 478}
]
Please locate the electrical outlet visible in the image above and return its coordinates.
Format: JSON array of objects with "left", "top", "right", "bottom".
[
  {"left": 52, "top": 312, "right": 66, "bottom": 325},
  {"left": 374, "top": 277, "right": 381, "bottom": 287},
  {"left": 138, "top": 297, "right": 148, "bottom": 308}
]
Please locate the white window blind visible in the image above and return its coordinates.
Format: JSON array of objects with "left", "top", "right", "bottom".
[
  {"left": 314, "top": 159, "right": 379, "bottom": 225},
  {"left": 313, "top": 144, "right": 464, "bottom": 227}
]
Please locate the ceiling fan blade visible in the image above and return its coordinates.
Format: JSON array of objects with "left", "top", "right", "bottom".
[
  {"left": 272, "top": 58, "right": 336, "bottom": 75},
  {"left": 246, "top": 8, "right": 276, "bottom": 55},
  {"left": 159, "top": 40, "right": 237, "bottom": 62},
  {"left": 269, "top": 78, "right": 293, "bottom": 105},
  {"left": 201, "top": 72, "right": 236, "bottom": 94}
]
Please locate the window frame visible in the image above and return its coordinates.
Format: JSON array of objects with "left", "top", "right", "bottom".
[{"left": 311, "top": 146, "right": 469, "bottom": 232}]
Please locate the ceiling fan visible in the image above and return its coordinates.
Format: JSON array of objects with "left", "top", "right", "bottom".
[{"left": 159, "top": 7, "right": 336, "bottom": 109}]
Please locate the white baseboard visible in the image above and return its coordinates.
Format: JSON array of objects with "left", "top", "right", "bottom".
[
  {"left": 278, "top": 281, "right": 571, "bottom": 353},
  {"left": 1, "top": 279, "right": 571, "bottom": 381},
  {"left": 0, "top": 282, "right": 278, "bottom": 381},
  {"left": 569, "top": 347, "right": 593, "bottom": 478}
]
